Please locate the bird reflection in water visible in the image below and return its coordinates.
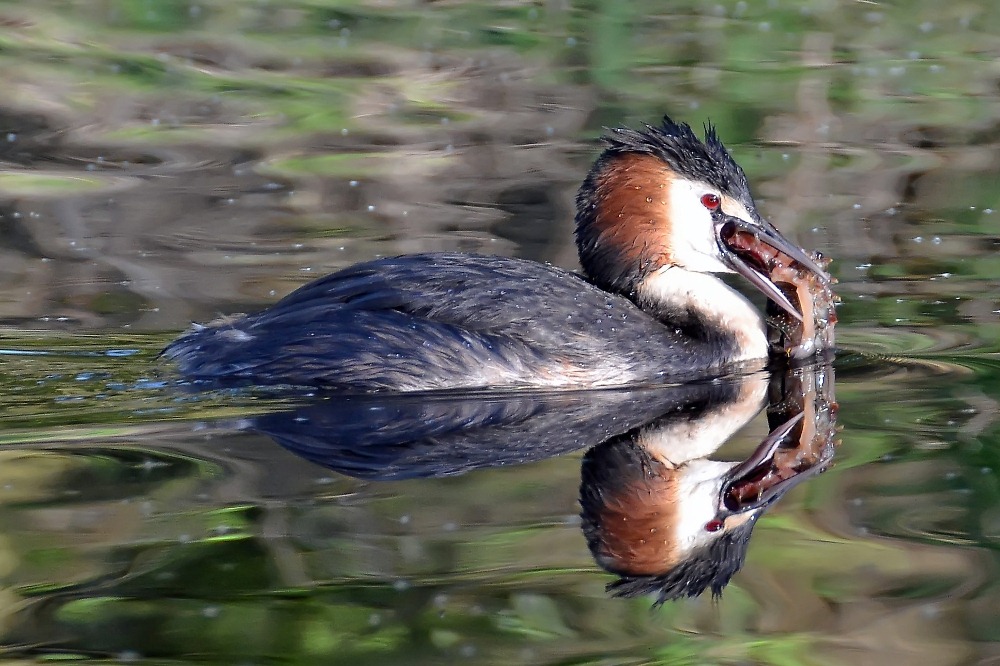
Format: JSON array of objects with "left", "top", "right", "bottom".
[
  {"left": 580, "top": 363, "right": 837, "bottom": 604},
  {"left": 249, "top": 361, "right": 837, "bottom": 604}
]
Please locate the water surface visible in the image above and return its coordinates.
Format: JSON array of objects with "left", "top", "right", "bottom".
[{"left": 1, "top": 1, "right": 1000, "bottom": 664}]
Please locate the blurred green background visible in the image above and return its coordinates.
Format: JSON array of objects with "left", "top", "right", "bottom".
[{"left": 1, "top": 1, "right": 1000, "bottom": 664}]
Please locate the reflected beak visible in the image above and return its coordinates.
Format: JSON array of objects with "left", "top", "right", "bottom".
[
  {"left": 719, "top": 411, "right": 833, "bottom": 514},
  {"left": 715, "top": 212, "right": 830, "bottom": 323}
]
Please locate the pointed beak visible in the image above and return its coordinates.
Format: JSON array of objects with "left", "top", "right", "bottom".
[
  {"left": 718, "top": 411, "right": 833, "bottom": 515},
  {"left": 715, "top": 212, "right": 830, "bottom": 323}
]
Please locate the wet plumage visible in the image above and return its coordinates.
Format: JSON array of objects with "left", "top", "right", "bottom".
[{"left": 164, "top": 253, "right": 732, "bottom": 391}]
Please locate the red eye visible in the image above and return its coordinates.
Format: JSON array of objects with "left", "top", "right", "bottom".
[
  {"left": 704, "top": 519, "right": 724, "bottom": 533},
  {"left": 701, "top": 193, "right": 721, "bottom": 210}
]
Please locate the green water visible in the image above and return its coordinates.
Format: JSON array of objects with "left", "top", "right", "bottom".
[{"left": 1, "top": 1, "right": 1000, "bottom": 663}]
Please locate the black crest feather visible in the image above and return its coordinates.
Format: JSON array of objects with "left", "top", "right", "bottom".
[
  {"left": 606, "top": 519, "right": 756, "bottom": 607},
  {"left": 598, "top": 115, "right": 753, "bottom": 203}
]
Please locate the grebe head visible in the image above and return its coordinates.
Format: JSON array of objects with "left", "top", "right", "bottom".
[
  {"left": 580, "top": 411, "right": 825, "bottom": 604},
  {"left": 575, "top": 116, "right": 828, "bottom": 324}
]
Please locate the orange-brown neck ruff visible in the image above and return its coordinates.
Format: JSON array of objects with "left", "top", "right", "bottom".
[
  {"left": 587, "top": 449, "right": 683, "bottom": 575},
  {"left": 576, "top": 153, "right": 675, "bottom": 294}
]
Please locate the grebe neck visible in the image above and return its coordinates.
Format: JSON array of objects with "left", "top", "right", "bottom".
[{"left": 634, "top": 267, "right": 768, "bottom": 363}]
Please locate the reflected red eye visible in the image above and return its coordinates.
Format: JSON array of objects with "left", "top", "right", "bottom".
[
  {"left": 704, "top": 519, "right": 724, "bottom": 533},
  {"left": 700, "top": 193, "right": 721, "bottom": 210}
]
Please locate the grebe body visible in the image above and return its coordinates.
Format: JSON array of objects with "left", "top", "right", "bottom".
[
  {"left": 164, "top": 117, "right": 828, "bottom": 391},
  {"left": 166, "top": 253, "right": 750, "bottom": 391}
]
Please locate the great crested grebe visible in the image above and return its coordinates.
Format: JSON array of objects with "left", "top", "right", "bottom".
[{"left": 163, "top": 116, "right": 829, "bottom": 391}]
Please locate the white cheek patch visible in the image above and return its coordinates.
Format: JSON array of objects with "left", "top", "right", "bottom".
[
  {"left": 667, "top": 179, "right": 731, "bottom": 273},
  {"left": 672, "top": 459, "right": 736, "bottom": 554},
  {"left": 721, "top": 196, "right": 754, "bottom": 225}
]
